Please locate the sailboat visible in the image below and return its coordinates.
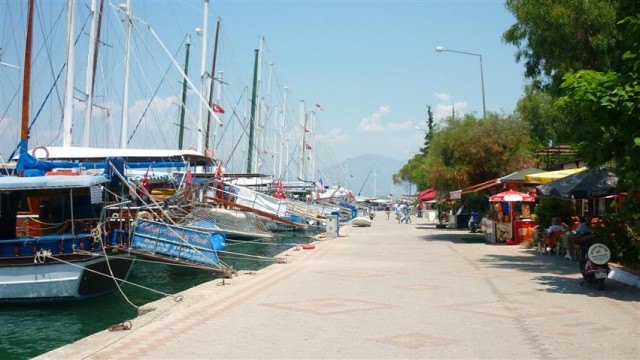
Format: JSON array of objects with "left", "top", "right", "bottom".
[{"left": 0, "top": 0, "right": 135, "bottom": 303}]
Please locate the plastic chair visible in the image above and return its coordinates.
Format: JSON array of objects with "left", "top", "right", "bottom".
[{"left": 544, "top": 231, "right": 564, "bottom": 257}]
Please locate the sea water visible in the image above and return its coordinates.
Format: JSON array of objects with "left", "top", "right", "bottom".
[{"left": 0, "top": 234, "right": 309, "bottom": 360}]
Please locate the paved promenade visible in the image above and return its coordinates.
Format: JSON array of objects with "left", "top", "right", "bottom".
[{"left": 39, "top": 214, "right": 640, "bottom": 359}]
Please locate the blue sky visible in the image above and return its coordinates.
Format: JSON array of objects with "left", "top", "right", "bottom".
[{"left": 0, "top": 0, "right": 526, "bottom": 180}]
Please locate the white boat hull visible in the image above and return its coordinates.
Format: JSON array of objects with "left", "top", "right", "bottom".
[
  {"left": 0, "top": 255, "right": 135, "bottom": 303},
  {"left": 351, "top": 217, "right": 372, "bottom": 227}
]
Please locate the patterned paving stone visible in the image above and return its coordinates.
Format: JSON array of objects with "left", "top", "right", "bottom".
[
  {"left": 262, "top": 297, "right": 396, "bottom": 315},
  {"left": 376, "top": 332, "right": 461, "bottom": 349}
]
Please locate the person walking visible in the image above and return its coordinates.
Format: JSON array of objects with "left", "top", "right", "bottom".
[
  {"left": 403, "top": 204, "right": 412, "bottom": 224},
  {"left": 385, "top": 205, "right": 391, "bottom": 220},
  {"left": 394, "top": 202, "right": 402, "bottom": 223}
]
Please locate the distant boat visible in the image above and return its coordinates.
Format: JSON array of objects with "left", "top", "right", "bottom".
[{"left": 351, "top": 217, "right": 372, "bottom": 227}]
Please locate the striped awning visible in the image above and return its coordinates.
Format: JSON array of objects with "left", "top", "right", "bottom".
[{"left": 524, "top": 167, "right": 588, "bottom": 184}]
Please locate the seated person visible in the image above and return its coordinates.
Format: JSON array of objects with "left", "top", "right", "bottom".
[
  {"left": 573, "top": 215, "right": 594, "bottom": 235},
  {"left": 547, "top": 216, "right": 567, "bottom": 233}
]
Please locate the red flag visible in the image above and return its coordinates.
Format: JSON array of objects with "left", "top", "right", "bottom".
[
  {"left": 305, "top": 143, "right": 312, "bottom": 150},
  {"left": 315, "top": 103, "right": 324, "bottom": 111},
  {"left": 304, "top": 128, "right": 310, "bottom": 133},
  {"left": 186, "top": 167, "right": 193, "bottom": 186},
  {"left": 211, "top": 103, "right": 225, "bottom": 114},
  {"left": 264, "top": 149, "right": 270, "bottom": 155},
  {"left": 138, "top": 167, "right": 150, "bottom": 196},
  {"left": 215, "top": 162, "right": 223, "bottom": 179}
]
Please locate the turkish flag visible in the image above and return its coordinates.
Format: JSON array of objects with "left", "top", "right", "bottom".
[
  {"left": 186, "top": 167, "right": 193, "bottom": 186},
  {"left": 305, "top": 144, "right": 312, "bottom": 150},
  {"left": 211, "top": 103, "right": 225, "bottom": 113},
  {"left": 215, "top": 162, "right": 223, "bottom": 179}
]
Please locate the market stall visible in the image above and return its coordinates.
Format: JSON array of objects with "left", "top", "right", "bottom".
[{"left": 489, "top": 190, "right": 535, "bottom": 244}]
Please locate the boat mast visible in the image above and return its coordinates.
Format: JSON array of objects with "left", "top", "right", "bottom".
[
  {"left": 213, "top": 70, "right": 223, "bottom": 149},
  {"left": 272, "top": 104, "right": 278, "bottom": 176},
  {"left": 20, "top": 0, "right": 35, "bottom": 146},
  {"left": 299, "top": 100, "right": 306, "bottom": 180},
  {"left": 82, "top": 0, "right": 104, "bottom": 146},
  {"left": 119, "top": 0, "right": 133, "bottom": 149},
  {"left": 278, "top": 86, "right": 287, "bottom": 179},
  {"left": 309, "top": 110, "right": 315, "bottom": 181},
  {"left": 178, "top": 34, "right": 190, "bottom": 149},
  {"left": 205, "top": 17, "right": 221, "bottom": 153},
  {"left": 62, "top": 0, "right": 76, "bottom": 147},
  {"left": 246, "top": 48, "right": 259, "bottom": 173},
  {"left": 197, "top": 0, "right": 209, "bottom": 153}
]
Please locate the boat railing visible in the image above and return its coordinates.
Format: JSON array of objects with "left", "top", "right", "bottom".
[{"left": 0, "top": 232, "right": 97, "bottom": 258}]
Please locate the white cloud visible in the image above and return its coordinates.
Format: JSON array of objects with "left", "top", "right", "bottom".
[
  {"left": 356, "top": 105, "right": 412, "bottom": 133},
  {"left": 357, "top": 105, "right": 390, "bottom": 132},
  {"left": 434, "top": 91, "right": 468, "bottom": 121},
  {"left": 435, "top": 92, "right": 451, "bottom": 103}
]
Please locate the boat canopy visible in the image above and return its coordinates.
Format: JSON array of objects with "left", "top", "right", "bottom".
[{"left": 0, "top": 174, "right": 109, "bottom": 192}]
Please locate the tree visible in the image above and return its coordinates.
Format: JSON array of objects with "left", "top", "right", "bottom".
[
  {"left": 420, "top": 105, "right": 436, "bottom": 155},
  {"left": 558, "top": 15, "right": 640, "bottom": 191},
  {"left": 515, "top": 84, "right": 572, "bottom": 147},
  {"left": 394, "top": 105, "right": 437, "bottom": 191},
  {"left": 422, "top": 113, "right": 534, "bottom": 193},
  {"left": 504, "top": 0, "right": 624, "bottom": 92}
]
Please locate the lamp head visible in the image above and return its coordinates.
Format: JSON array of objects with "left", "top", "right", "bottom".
[{"left": 435, "top": 46, "right": 446, "bottom": 52}]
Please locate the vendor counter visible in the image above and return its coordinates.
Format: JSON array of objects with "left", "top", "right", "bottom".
[{"left": 483, "top": 219, "right": 535, "bottom": 244}]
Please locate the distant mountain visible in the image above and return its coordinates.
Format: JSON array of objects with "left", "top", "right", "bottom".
[{"left": 317, "top": 154, "right": 413, "bottom": 199}]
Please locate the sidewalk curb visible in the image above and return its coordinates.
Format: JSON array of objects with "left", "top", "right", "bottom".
[{"left": 609, "top": 263, "right": 640, "bottom": 288}]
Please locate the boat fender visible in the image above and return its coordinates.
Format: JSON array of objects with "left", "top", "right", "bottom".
[
  {"left": 136, "top": 211, "right": 153, "bottom": 221},
  {"left": 302, "top": 244, "right": 315, "bottom": 250},
  {"left": 91, "top": 227, "right": 102, "bottom": 241}
]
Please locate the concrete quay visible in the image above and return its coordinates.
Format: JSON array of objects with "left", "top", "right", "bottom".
[{"left": 39, "top": 214, "right": 640, "bottom": 359}]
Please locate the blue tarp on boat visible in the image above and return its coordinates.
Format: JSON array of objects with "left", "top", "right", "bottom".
[{"left": 131, "top": 220, "right": 225, "bottom": 269}]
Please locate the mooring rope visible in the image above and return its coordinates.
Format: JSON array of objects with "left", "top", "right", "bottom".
[{"left": 41, "top": 252, "right": 182, "bottom": 305}]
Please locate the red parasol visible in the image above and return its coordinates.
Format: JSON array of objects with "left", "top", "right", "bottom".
[{"left": 489, "top": 190, "right": 535, "bottom": 202}]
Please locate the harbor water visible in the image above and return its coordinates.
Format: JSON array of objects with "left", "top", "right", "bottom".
[{"left": 0, "top": 234, "right": 310, "bottom": 360}]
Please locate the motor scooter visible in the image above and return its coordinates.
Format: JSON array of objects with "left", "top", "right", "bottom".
[
  {"left": 369, "top": 209, "right": 375, "bottom": 220},
  {"left": 468, "top": 211, "right": 480, "bottom": 233},
  {"left": 577, "top": 234, "right": 611, "bottom": 290}
]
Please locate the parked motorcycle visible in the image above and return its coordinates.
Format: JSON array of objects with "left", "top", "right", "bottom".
[
  {"left": 468, "top": 211, "right": 480, "bottom": 233},
  {"left": 577, "top": 234, "right": 611, "bottom": 290}
]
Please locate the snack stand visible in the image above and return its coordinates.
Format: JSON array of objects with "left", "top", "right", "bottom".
[{"left": 489, "top": 190, "right": 535, "bottom": 244}]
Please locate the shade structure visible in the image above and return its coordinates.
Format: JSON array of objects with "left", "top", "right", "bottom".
[
  {"left": 524, "top": 167, "right": 588, "bottom": 184},
  {"left": 499, "top": 168, "right": 545, "bottom": 183},
  {"left": 536, "top": 168, "right": 619, "bottom": 199},
  {"left": 419, "top": 188, "right": 437, "bottom": 202},
  {"left": 489, "top": 190, "right": 535, "bottom": 202}
]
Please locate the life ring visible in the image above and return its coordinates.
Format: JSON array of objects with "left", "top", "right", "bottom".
[
  {"left": 31, "top": 146, "right": 50, "bottom": 159},
  {"left": 302, "top": 244, "right": 315, "bottom": 250},
  {"left": 136, "top": 211, "right": 154, "bottom": 221}
]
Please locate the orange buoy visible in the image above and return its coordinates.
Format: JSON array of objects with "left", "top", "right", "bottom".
[{"left": 302, "top": 244, "right": 315, "bottom": 250}]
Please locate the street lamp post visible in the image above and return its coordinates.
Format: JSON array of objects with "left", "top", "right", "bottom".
[{"left": 435, "top": 46, "right": 486, "bottom": 120}]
